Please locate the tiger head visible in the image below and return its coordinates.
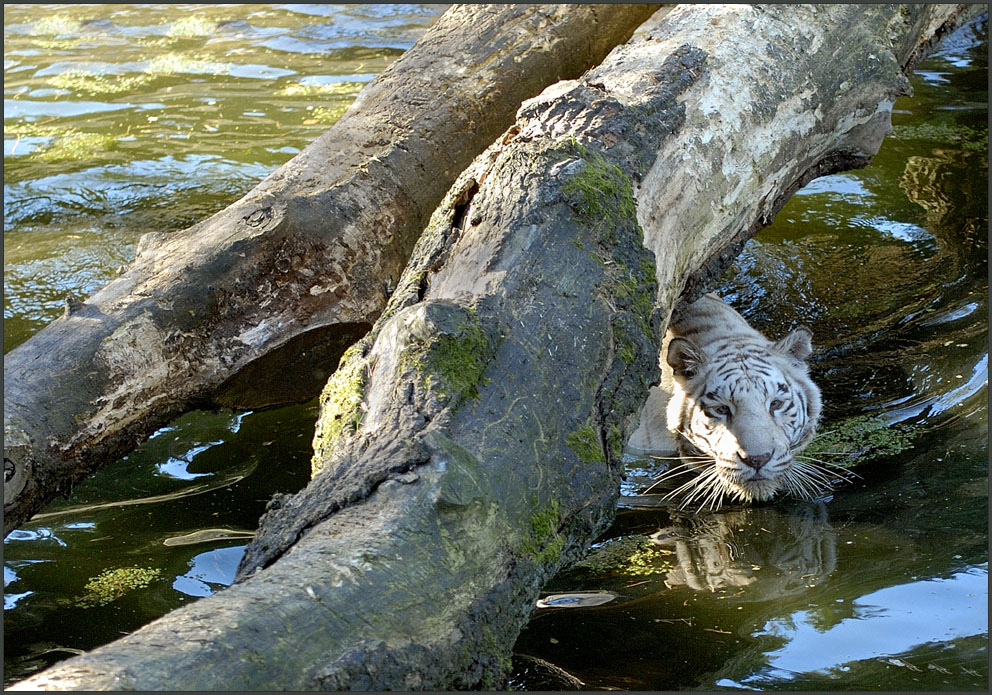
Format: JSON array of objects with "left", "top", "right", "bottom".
[{"left": 665, "top": 328, "right": 822, "bottom": 506}]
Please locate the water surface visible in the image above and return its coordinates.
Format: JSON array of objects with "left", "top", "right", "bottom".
[{"left": 3, "top": 6, "right": 988, "bottom": 690}]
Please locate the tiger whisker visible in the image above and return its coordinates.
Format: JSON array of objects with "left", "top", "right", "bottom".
[
  {"left": 675, "top": 469, "right": 722, "bottom": 510},
  {"left": 699, "top": 480, "right": 726, "bottom": 512},
  {"left": 640, "top": 460, "right": 711, "bottom": 495},
  {"left": 666, "top": 469, "right": 717, "bottom": 505},
  {"left": 645, "top": 454, "right": 709, "bottom": 462},
  {"left": 795, "top": 457, "right": 861, "bottom": 483},
  {"left": 796, "top": 455, "right": 863, "bottom": 479},
  {"left": 783, "top": 469, "right": 820, "bottom": 501},
  {"left": 790, "top": 465, "right": 835, "bottom": 492},
  {"left": 665, "top": 474, "right": 711, "bottom": 501}
]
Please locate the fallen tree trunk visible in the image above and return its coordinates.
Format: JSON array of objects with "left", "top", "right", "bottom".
[
  {"left": 10, "top": 3, "right": 973, "bottom": 691},
  {"left": 2, "top": 3, "right": 661, "bottom": 534}
]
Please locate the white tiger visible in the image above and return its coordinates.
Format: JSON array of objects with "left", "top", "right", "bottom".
[{"left": 628, "top": 293, "right": 824, "bottom": 508}]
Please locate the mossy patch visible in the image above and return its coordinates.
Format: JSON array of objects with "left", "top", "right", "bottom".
[
  {"left": 521, "top": 499, "right": 565, "bottom": 565},
  {"left": 75, "top": 567, "right": 162, "bottom": 607},
  {"left": 607, "top": 424, "right": 624, "bottom": 461},
  {"left": 574, "top": 535, "right": 675, "bottom": 577},
  {"left": 560, "top": 143, "right": 639, "bottom": 246},
  {"left": 804, "top": 414, "right": 915, "bottom": 464},
  {"left": 403, "top": 308, "right": 491, "bottom": 402},
  {"left": 566, "top": 422, "right": 605, "bottom": 464},
  {"left": 311, "top": 351, "right": 366, "bottom": 474}
]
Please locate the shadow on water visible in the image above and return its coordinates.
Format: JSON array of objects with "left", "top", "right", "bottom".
[{"left": 510, "top": 12, "right": 987, "bottom": 693}]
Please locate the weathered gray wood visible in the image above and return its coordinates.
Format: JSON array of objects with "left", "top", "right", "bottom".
[
  {"left": 8, "top": 3, "right": 974, "bottom": 691},
  {"left": 2, "top": 3, "right": 661, "bottom": 534}
]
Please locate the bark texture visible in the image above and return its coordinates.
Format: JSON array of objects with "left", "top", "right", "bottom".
[
  {"left": 8, "top": 3, "right": 974, "bottom": 691},
  {"left": 2, "top": 3, "right": 661, "bottom": 534}
]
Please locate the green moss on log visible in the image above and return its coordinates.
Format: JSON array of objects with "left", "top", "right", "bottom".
[
  {"left": 311, "top": 346, "right": 367, "bottom": 475},
  {"left": 560, "top": 143, "right": 639, "bottom": 245},
  {"left": 521, "top": 499, "right": 565, "bottom": 565},
  {"left": 403, "top": 308, "right": 491, "bottom": 402},
  {"left": 566, "top": 422, "right": 605, "bottom": 464}
]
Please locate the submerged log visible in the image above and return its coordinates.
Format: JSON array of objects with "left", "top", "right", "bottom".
[
  {"left": 2, "top": 3, "right": 661, "bottom": 534},
  {"left": 9, "top": 3, "right": 974, "bottom": 691}
]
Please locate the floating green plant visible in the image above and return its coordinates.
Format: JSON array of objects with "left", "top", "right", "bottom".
[
  {"left": 145, "top": 53, "right": 230, "bottom": 76},
  {"left": 304, "top": 104, "right": 351, "bottom": 124},
  {"left": 891, "top": 122, "right": 988, "bottom": 153},
  {"left": 277, "top": 81, "right": 364, "bottom": 98},
  {"left": 166, "top": 15, "right": 216, "bottom": 38},
  {"left": 804, "top": 414, "right": 915, "bottom": 464},
  {"left": 76, "top": 567, "right": 162, "bottom": 607},
  {"left": 36, "top": 131, "right": 117, "bottom": 162},
  {"left": 574, "top": 535, "right": 674, "bottom": 577},
  {"left": 4, "top": 122, "right": 58, "bottom": 138},
  {"left": 32, "top": 15, "right": 82, "bottom": 36},
  {"left": 48, "top": 70, "right": 155, "bottom": 95}
]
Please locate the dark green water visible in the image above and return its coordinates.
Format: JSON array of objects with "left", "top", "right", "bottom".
[{"left": 3, "top": 5, "right": 988, "bottom": 690}]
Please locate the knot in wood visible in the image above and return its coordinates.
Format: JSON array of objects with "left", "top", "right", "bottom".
[{"left": 243, "top": 207, "right": 273, "bottom": 228}]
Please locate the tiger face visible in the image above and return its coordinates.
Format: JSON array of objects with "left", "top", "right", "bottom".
[{"left": 665, "top": 328, "right": 822, "bottom": 507}]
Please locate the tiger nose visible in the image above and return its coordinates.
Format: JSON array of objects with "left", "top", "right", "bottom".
[{"left": 739, "top": 452, "right": 772, "bottom": 470}]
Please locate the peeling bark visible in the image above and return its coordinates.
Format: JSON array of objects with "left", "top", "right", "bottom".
[
  {"left": 8, "top": 3, "right": 975, "bottom": 691},
  {"left": 2, "top": 3, "right": 661, "bottom": 534}
]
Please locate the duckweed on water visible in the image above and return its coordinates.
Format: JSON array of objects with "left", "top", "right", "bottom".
[
  {"left": 574, "top": 535, "right": 675, "bottom": 577},
  {"left": 32, "top": 15, "right": 82, "bottom": 36},
  {"left": 37, "top": 131, "right": 117, "bottom": 162},
  {"left": 48, "top": 70, "right": 155, "bottom": 96},
  {"left": 804, "top": 414, "right": 915, "bottom": 464},
  {"left": 76, "top": 567, "right": 162, "bottom": 608},
  {"left": 891, "top": 122, "right": 988, "bottom": 152},
  {"left": 305, "top": 105, "right": 351, "bottom": 124},
  {"left": 166, "top": 16, "right": 216, "bottom": 38},
  {"left": 277, "top": 82, "right": 364, "bottom": 98},
  {"left": 145, "top": 53, "right": 231, "bottom": 76}
]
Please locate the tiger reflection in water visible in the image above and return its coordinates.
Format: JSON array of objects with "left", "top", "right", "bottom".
[{"left": 652, "top": 501, "right": 837, "bottom": 595}]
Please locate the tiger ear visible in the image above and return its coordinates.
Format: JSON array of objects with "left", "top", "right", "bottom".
[
  {"left": 774, "top": 327, "right": 813, "bottom": 361},
  {"left": 667, "top": 337, "right": 705, "bottom": 379}
]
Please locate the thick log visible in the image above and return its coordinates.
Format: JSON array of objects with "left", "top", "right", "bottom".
[
  {"left": 2, "top": 3, "right": 661, "bottom": 534},
  {"left": 9, "top": 3, "right": 973, "bottom": 691}
]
